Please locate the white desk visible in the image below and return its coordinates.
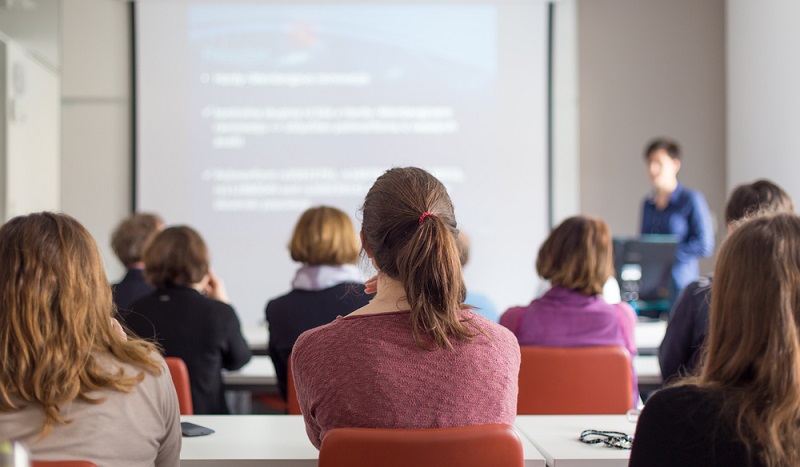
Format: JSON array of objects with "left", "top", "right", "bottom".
[
  {"left": 181, "top": 415, "right": 547, "bottom": 466},
  {"left": 634, "top": 320, "right": 666, "bottom": 355},
  {"left": 515, "top": 415, "right": 635, "bottom": 467},
  {"left": 633, "top": 355, "right": 661, "bottom": 385},
  {"left": 181, "top": 415, "right": 317, "bottom": 466},
  {"left": 242, "top": 323, "right": 268, "bottom": 354},
  {"left": 223, "top": 355, "right": 277, "bottom": 387}
]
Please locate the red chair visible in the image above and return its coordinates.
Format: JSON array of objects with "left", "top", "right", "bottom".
[
  {"left": 319, "top": 424, "right": 523, "bottom": 467},
  {"left": 32, "top": 462, "right": 97, "bottom": 467},
  {"left": 517, "top": 346, "right": 632, "bottom": 414},
  {"left": 165, "top": 357, "right": 194, "bottom": 415},
  {"left": 286, "top": 358, "right": 301, "bottom": 415}
]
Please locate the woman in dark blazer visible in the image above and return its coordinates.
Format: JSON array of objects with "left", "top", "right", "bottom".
[
  {"left": 125, "top": 226, "right": 251, "bottom": 414},
  {"left": 266, "top": 206, "right": 371, "bottom": 400}
]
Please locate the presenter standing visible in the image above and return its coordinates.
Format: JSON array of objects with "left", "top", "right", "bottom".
[{"left": 640, "top": 138, "right": 714, "bottom": 302}]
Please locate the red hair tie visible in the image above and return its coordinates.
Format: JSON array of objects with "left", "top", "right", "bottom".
[{"left": 419, "top": 211, "right": 435, "bottom": 225}]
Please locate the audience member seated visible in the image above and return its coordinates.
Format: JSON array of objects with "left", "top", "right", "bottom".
[
  {"left": 499, "top": 216, "right": 638, "bottom": 405},
  {"left": 110, "top": 213, "right": 163, "bottom": 313},
  {"left": 457, "top": 231, "right": 500, "bottom": 322},
  {"left": 266, "top": 206, "right": 371, "bottom": 400},
  {"left": 0, "top": 213, "right": 180, "bottom": 466},
  {"left": 291, "top": 167, "right": 520, "bottom": 449},
  {"left": 630, "top": 213, "right": 800, "bottom": 466},
  {"left": 659, "top": 179, "right": 794, "bottom": 383},
  {"left": 124, "top": 226, "right": 251, "bottom": 414}
]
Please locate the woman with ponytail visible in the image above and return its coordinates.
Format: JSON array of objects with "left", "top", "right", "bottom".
[{"left": 291, "top": 167, "right": 520, "bottom": 449}]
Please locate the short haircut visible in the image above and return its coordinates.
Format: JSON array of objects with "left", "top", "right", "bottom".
[
  {"left": 143, "top": 226, "right": 209, "bottom": 289},
  {"left": 111, "top": 213, "right": 163, "bottom": 266},
  {"left": 725, "top": 179, "right": 794, "bottom": 224},
  {"left": 536, "top": 216, "right": 613, "bottom": 296},
  {"left": 644, "top": 137, "right": 681, "bottom": 161},
  {"left": 289, "top": 206, "right": 360, "bottom": 265}
]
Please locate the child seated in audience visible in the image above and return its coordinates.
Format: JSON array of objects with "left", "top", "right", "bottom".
[
  {"left": 630, "top": 212, "right": 800, "bottom": 466},
  {"left": 291, "top": 167, "right": 520, "bottom": 449},
  {"left": 659, "top": 179, "right": 794, "bottom": 382},
  {"left": 266, "top": 206, "right": 370, "bottom": 400},
  {"left": 0, "top": 213, "right": 180, "bottom": 466},
  {"left": 124, "top": 226, "right": 251, "bottom": 414},
  {"left": 499, "top": 216, "right": 638, "bottom": 405}
]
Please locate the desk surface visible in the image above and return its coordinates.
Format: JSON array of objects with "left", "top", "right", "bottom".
[
  {"left": 515, "top": 415, "right": 635, "bottom": 467},
  {"left": 634, "top": 320, "right": 666, "bottom": 355},
  {"left": 243, "top": 323, "right": 268, "bottom": 352},
  {"left": 223, "top": 355, "right": 276, "bottom": 386},
  {"left": 633, "top": 355, "right": 661, "bottom": 385},
  {"left": 181, "top": 415, "right": 547, "bottom": 467}
]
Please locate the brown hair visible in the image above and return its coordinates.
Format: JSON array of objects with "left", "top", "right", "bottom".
[
  {"left": 694, "top": 213, "right": 800, "bottom": 466},
  {"left": 644, "top": 137, "right": 681, "bottom": 161},
  {"left": 536, "top": 216, "right": 613, "bottom": 296},
  {"left": 110, "top": 213, "right": 163, "bottom": 266},
  {"left": 361, "top": 167, "right": 473, "bottom": 349},
  {"left": 289, "top": 206, "right": 360, "bottom": 265},
  {"left": 0, "top": 212, "right": 162, "bottom": 436},
  {"left": 143, "top": 226, "right": 209, "bottom": 289},
  {"left": 725, "top": 179, "right": 794, "bottom": 224}
]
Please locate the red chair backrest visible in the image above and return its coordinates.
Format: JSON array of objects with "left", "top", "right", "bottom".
[
  {"left": 319, "top": 424, "right": 523, "bottom": 467},
  {"left": 165, "top": 357, "right": 194, "bottom": 415},
  {"left": 286, "top": 358, "right": 301, "bottom": 415},
  {"left": 32, "top": 462, "right": 97, "bottom": 467},
  {"left": 517, "top": 345, "right": 632, "bottom": 414}
]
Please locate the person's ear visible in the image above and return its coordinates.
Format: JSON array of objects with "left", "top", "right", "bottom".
[
  {"left": 360, "top": 231, "right": 374, "bottom": 259},
  {"left": 673, "top": 158, "right": 682, "bottom": 174}
]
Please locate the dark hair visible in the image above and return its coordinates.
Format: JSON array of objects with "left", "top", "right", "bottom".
[
  {"left": 644, "top": 137, "right": 681, "bottom": 161},
  {"left": 111, "top": 213, "right": 163, "bottom": 266},
  {"left": 289, "top": 206, "right": 360, "bottom": 265},
  {"left": 361, "top": 167, "right": 473, "bottom": 349},
  {"left": 725, "top": 179, "right": 794, "bottom": 224},
  {"left": 536, "top": 216, "right": 613, "bottom": 296},
  {"left": 143, "top": 226, "right": 209, "bottom": 289}
]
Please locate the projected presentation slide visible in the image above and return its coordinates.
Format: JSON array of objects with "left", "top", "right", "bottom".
[{"left": 136, "top": 0, "right": 549, "bottom": 325}]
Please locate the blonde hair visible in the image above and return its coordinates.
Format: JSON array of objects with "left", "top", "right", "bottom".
[
  {"left": 692, "top": 213, "right": 800, "bottom": 466},
  {"left": 536, "top": 216, "right": 613, "bottom": 296},
  {"left": 0, "top": 213, "right": 162, "bottom": 436},
  {"left": 289, "top": 206, "right": 360, "bottom": 266}
]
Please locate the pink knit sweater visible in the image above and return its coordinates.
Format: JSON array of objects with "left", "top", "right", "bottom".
[{"left": 291, "top": 310, "right": 520, "bottom": 448}]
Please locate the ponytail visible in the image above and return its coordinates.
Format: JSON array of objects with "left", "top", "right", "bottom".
[
  {"left": 361, "top": 167, "right": 478, "bottom": 350},
  {"left": 398, "top": 213, "right": 474, "bottom": 349}
]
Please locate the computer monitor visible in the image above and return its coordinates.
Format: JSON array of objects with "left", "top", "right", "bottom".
[{"left": 613, "top": 235, "right": 678, "bottom": 317}]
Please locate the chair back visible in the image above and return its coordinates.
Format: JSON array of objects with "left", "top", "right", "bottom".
[
  {"left": 165, "top": 357, "right": 194, "bottom": 415},
  {"left": 319, "top": 424, "right": 523, "bottom": 467},
  {"left": 286, "top": 358, "right": 301, "bottom": 415},
  {"left": 517, "top": 346, "right": 632, "bottom": 414},
  {"left": 32, "top": 462, "right": 97, "bottom": 467}
]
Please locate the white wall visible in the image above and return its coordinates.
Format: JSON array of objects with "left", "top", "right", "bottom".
[
  {"left": 577, "top": 0, "right": 726, "bottom": 274},
  {"left": 0, "top": 1, "right": 61, "bottom": 222},
  {"left": 60, "top": 0, "right": 132, "bottom": 280},
  {"left": 727, "top": 0, "right": 800, "bottom": 201}
]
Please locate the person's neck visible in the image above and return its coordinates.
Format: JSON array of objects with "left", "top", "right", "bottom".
[
  {"left": 127, "top": 262, "right": 145, "bottom": 270},
  {"left": 654, "top": 180, "right": 678, "bottom": 209},
  {"left": 351, "top": 273, "right": 410, "bottom": 316}
]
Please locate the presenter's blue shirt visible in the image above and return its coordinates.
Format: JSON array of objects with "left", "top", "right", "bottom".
[{"left": 641, "top": 183, "right": 714, "bottom": 294}]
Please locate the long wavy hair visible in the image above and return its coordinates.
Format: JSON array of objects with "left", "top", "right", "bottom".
[
  {"left": 0, "top": 212, "right": 162, "bottom": 436},
  {"left": 361, "top": 167, "right": 474, "bottom": 349},
  {"left": 693, "top": 213, "right": 800, "bottom": 466}
]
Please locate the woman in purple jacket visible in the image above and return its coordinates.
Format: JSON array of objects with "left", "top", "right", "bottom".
[{"left": 500, "top": 216, "right": 638, "bottom": 405}]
